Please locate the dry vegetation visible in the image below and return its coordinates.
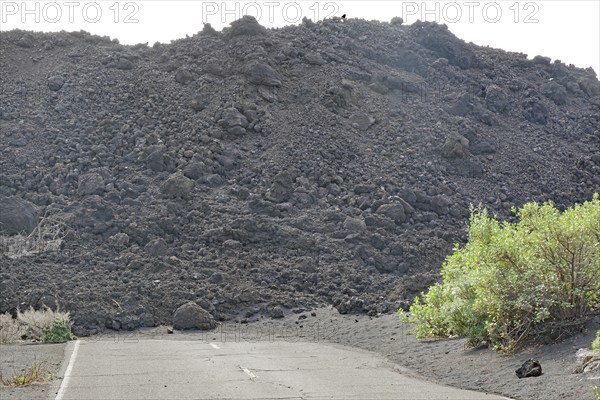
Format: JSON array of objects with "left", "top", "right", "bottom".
[
  {"left": 0, "top": 361, "right": 53, "bottom": 387},
  {"left": 0, "top": 313, "right": 22, "bottom": 344},
  {"left": 0, "top": 307, "right": 73, "bottom": 344},
  {"left": 0, "top": 213, "right": 66, "bottom": 259}
]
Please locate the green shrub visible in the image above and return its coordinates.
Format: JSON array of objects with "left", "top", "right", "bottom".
[
  {"left": 43, "top": 319, "right": 75, "bottom": 343},
  {"left": 593, "top": 330, "right": 600, "bottom": 352},
  {"left": 402, "top": 194, "right": 600, "bottom": 353}
]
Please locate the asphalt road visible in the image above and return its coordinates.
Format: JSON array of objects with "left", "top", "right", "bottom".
[{"left": 51, "top": 339, "right": 512, "bottom": 400}]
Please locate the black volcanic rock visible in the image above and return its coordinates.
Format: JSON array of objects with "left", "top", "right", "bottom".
[
  {"left": 0, "top": 19, "right": 598, "bottom": 331},
  {"left": 225, "top": 15, "right": 267, "bottom": 38},
  {"left": 244, "top": 62, "right": 282, "bottom": 87},
  {"left": 0, "top": 197, "right": 38, "bottom": 235},
  {"left": 516, "top": 359, "right": 543, "bottom": 378},
  {"left": 173, "top": 302, "right": 217, "bottom": 330}
]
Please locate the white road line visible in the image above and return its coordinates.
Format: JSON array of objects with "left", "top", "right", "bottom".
[
  {"left": 209, "top": 343, "right": 220, "bottom": 349},
  {"left": 55, "top": 339, "right": 80, "bottom": 400},
  {"left": 240, "top": 366, "right": 257, "bottom": 379}
]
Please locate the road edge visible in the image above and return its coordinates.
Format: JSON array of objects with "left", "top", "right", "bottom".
[{"left": 48, "top": 340, "right": 79, "bottom": 400}]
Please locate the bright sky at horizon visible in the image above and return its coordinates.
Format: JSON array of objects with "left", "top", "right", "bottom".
[{"left": 1, "top": 1, "right": 599, "bottom": 75}]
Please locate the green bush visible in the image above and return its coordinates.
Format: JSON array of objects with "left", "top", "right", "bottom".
[
  {"left": 402, "top": 194, "right": 600, "bottom": 353},
  {"left": 593, "top": 330, "right": 600, "bottom": 352},
  {"left": 43, "top": 318, "right": 75, "bottom": 343}
]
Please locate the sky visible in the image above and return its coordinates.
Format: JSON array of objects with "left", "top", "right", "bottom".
[{"left": 1, "top": 1, "right": 599, "bottom": 75}]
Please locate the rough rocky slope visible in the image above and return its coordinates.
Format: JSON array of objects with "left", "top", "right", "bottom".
[{"left": 1, "top": 16, "right": 599, "bottom": 334}]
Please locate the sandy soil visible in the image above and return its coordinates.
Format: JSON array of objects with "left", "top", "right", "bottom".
[
  {"left": 2, "top": 308, "right": 598, "bottom": 400},
  {"left": 305, "top": 309, "right": 600, "bottom": 400}
]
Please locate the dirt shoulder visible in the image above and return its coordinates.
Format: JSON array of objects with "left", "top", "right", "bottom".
[
  {"left": 0, "top": 342, "right": 66, "bottom": 400},
  {"left": 306, "top": 309, "right": 600, "bottom": 400}
]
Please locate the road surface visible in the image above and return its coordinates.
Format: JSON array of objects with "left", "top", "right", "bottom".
[{"left": 51, "top": 339, "right": 512, "bottom": 400}]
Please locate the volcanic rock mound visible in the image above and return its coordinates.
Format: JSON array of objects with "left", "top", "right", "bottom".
[{"left": 0, "top": 17, "right": 598, "bottom": 333}]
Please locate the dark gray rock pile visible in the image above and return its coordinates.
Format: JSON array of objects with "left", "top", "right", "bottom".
[{"left": 0, "top": 17, "right": 598, "bottom": 333}]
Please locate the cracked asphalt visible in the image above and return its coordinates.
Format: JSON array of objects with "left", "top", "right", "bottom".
[{"left": 50, "top": 339, "right": 512, "bottom": 399}]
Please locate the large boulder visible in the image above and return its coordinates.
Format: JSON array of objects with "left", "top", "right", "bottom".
[
  {"left": 160, "top": 174, "right": 195, "bottom": 198},
  {"left": 226, "top": 15, "right": 267, "bottom": 38},
  {"left": 113, "top": 58, "right": 133, "bottom": 70},
  {"left": 244, "top": 62, "right": 281, "bottom": 87},
  {"left": 304, "top": 52, "right": 326, "bottom": 65},
  {"left": 0, "top": 197, "right": 38, "bottom": 235},
  {"left": 69, "top": 195, "right": 114, "bottom": 235},
  {"left": 201, "top": 23, "right": 219, "bottom": 36},
  {"left": 430, "top": 195, "right": 452, "bottom": 216},
  {"left": 578, "top": 77, "right": 600, "bottom": 97},
  {"left": 175, "top": 69, "right": 193, "bottom": 85},
  {"left": 146, "top": 150, "right": 166, "bottom": 172},
  {"left": 269, "top": 305, "right": 284, "bottom": 319},
  {"left": 173, "top": 302, "right": 218, "bottom": 330},
  {"left": 522, "top": 98, "right": 548, "bottom": 125},
  {"left": 265, "top": 171, "right": 293, "bottom": 203},
  {"left": 541, "top": 81, "right": 567, "bottom": 105},
  {"left": 485, "top": 85, "right": 510, "bottom": 114},
  {"left": 343, "top": 217, "right": 367, "bottom": 233},
  {"left": 321, "top": 85, "right": 351, "bottom": 113},
  {"left": 446, "top": 93, "right": 473, "bottom": 116},
  {"left": 16, "top": 34, "right": 34, "bottom": 48},
  {"left": 413, "top": 22, "right": 476, "bottom": 69},
  {"left": 376, "top": 203, "right": 406, "bottom": 223},
  {"left": 441, "top": 133, "right": 470, "bottom": 159},
  {"left": 145, "top": 238, "right": 168, "bottom": 257},
  {"left": 396, "top": 197, "right": 415, "bottom": 215},
  {"left": 218, "top": 108, "right": 249, "bottom": 136},
  {"left": 77, "top": 172, "right": 105, "bottom": 195},
  {"left": 183, "top": 162, "right": 209, "bottom": 180}
]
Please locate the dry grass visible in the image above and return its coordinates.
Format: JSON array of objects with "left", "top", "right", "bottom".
[
  {"left": 0, "top": 213, "right": 66, "bottom": 259},
  {"left": 0, "top": 361, "right": 53, "bottom": 387},
  {"left": 0, "top": 307, "right": 73, "bottom": 344},
  {"left": 0, "top": 313, "right": 24, "bottom": 344},
  {"left": 17, "top": 307, "right": 72, "bottom": 341}
]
